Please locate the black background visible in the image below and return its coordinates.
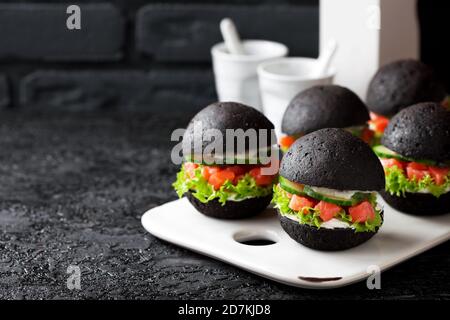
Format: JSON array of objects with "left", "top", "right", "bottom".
[{"left": 0, "top": 0, "right": 448, "bottom": 300}]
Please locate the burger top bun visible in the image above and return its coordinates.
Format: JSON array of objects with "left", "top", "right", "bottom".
[
  {"left": 366, "top": 59, "right": 446, "bottom": 117},
  {"left": 282, "top": 85, "right": 369, "bottom": 136},
  {"left": 382, "top": 102, "right": 450, "bottom": 162},
  {"left": 280, "top": 128, "right": 385, "bottom": 191},
  {"left": 183, "top": 102, "right": 274, "bottom": 157}
]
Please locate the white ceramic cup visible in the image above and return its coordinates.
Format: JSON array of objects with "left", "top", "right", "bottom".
[
  {"left": 257, "top": 57, "right": 335, "bottom": 136},
  {"left": 211, "top": 40, "right": 288, "bottom": 111}
]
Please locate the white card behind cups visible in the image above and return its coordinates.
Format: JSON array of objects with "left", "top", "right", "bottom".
[
  {"left": 258, "top": 57, "right": 335, "bottom": 136},
  {"left": 320, "top": 0, "right": 419, "bottom": 99},
  {"left": 211, "top": 40, "right": 288, "bottom": 111}
]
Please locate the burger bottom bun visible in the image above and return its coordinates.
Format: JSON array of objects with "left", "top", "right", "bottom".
[
  {"left": 278, "top": 212, "right": 382, "bottom": 251},
  {"left": 380, "top": 190, "right": 450, "bottom": 216},
  {"left": 187, "top": 191, "right": 272, "bottom": 219}
]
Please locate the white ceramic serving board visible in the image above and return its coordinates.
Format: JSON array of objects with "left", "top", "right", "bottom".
[{"left": 141, "top": 196, "right": 450, "bottom": 289}]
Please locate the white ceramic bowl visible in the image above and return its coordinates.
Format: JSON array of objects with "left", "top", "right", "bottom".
[
  {"left": 211, "top": 40, "right": 288, "bottom": 111},
  {"left": 257, "top": 57, "right": 335, "bottom": 136}
]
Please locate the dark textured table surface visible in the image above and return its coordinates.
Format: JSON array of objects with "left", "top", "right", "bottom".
[{"left": 0, "top": 111, "right": 448, "bottom": 300}]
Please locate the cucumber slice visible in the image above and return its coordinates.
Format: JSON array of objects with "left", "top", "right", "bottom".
[
  {"left": 351, "top": 192, "right": 373, "bottom": 204},
  {"left": 303, "top": 186, "right": 354, "bottom": 206},
  {"left": 279, "top": 176, "right": 306, "bottom": 196},
  {"left": 184, "top": 153, "right": 271, "bottom": 165},
  {"left": 280, "top": 178, "right": 374, "bottom": 206},
  {"left": 372, "top": 145, "right": 438, "bottom": 166},
  {"left": 372, "top": 145, "right": 399, "bottom": 159}
]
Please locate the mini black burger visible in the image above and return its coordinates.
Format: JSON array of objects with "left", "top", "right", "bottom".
[
  {"left": 366, "top": 59, "right": 447, "bottom": 140},
  {"left": 374, "top": 102, "right": 450, "bottom": 215},
  {"left": 173, "top": 102, "right": 278, "bottom": 219},
  {"left": 273, "top": 128, "right": 385, "bottom": 251},
  {"left": 279, "top": 85, "right": 373, "bottom": 152},
  {"left": 367, "top": 59, "right": 446, "bottom": 117}
]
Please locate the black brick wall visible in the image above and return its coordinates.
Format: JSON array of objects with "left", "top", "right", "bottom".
[
  {"left": 0, "top": 1, "right": 319, "bottom": 112},
  {"left": 0, "top": 74, "right": 8, "bottom": 108},
  {"left": 136, "top": 4, "right": 318, "bottom": 62},
  {"left": 0, "top": 3, "right": 124, "bottom": 61},
  {"left": 21, "top": 70, "right": 214, "bottom": 112}
]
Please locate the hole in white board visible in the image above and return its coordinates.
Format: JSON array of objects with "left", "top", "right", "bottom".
[{"left": 233, "top": 230, "right": 279, "bottom": 246}]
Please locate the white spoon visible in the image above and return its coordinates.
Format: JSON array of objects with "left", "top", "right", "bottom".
[
  {"left": 220, "top": 18, "right": 246, "bottom": 55},
  {"left": 314, "top": 40, "right": 338, "bottom": 77}
]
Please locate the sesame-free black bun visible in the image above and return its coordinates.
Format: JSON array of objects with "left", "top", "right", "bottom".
[
  {"left": 366, "top": 59, "right": 446, "bottom": 117},
  {"left": 280, "top": 128, "right": 385, "bottom": 191},
  {"left": 380, "top": 190, "right": 450, "bottom": 216},
  {"left": 186, "top": 191, "right": 272, "bottom": 219},
  {"left": 381, "top": 102, "right": 450, "bottom": 162},
  {"left": 279, "top": 213, "right": 383, "bottom": 251},
  {"left": 281, "top": 85, "right": 370, "bottom": 136},
  {"left": 183, "top": 102, "right": 274, "bottom": 158}
]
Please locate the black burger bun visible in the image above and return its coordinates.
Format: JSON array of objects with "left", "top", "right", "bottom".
[
  {"left": 183, "top": 102, "right": 274, "bottom": 159},
  {"left": 380, "top": 190, "right": 450, "bottom": 216},
  {"left": 366, "top": 59, "right": 446, "bottom": 117},
  {"left": 282, "top": 85, "right": 370, "bottom": 136},
  {"left": 279, "top": 213, "right": 382, "bottom": 251},
  {"left": 280, "top": 128, "right": 385, "bottom": 191},
  {"left": 187, "top": 191, "right": 272, "bottom": 219},
  {"left": 381, "top": 102, "right": 450, "bottom": 162}
]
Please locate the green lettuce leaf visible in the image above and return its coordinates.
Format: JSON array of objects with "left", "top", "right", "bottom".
[
  {"left": 272, "top": 184, "right": 382, "bottom": 233},
  {"left": 337, "top": 210, "right": 382, "bottom": 232},
  {"left": 173, "top": 164, "right": 274, "bottom": 205},
  {"left": 280, "top": 145, "right": 290, "bottom": 153},
  {"left": 272, "top": 184, "right": 322, "bottom": 227},
  {"left": 345, "top": 125, "right": 364, "bottom": 137},
  {"left": 345, "top": 125, "right": 380, "bottom": 146},
  {"left": 385, "top": 166, "right": 450, "bottom": 198},
  {"left": 371, "top": 132, "right": 382, "bottom": 147}
]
